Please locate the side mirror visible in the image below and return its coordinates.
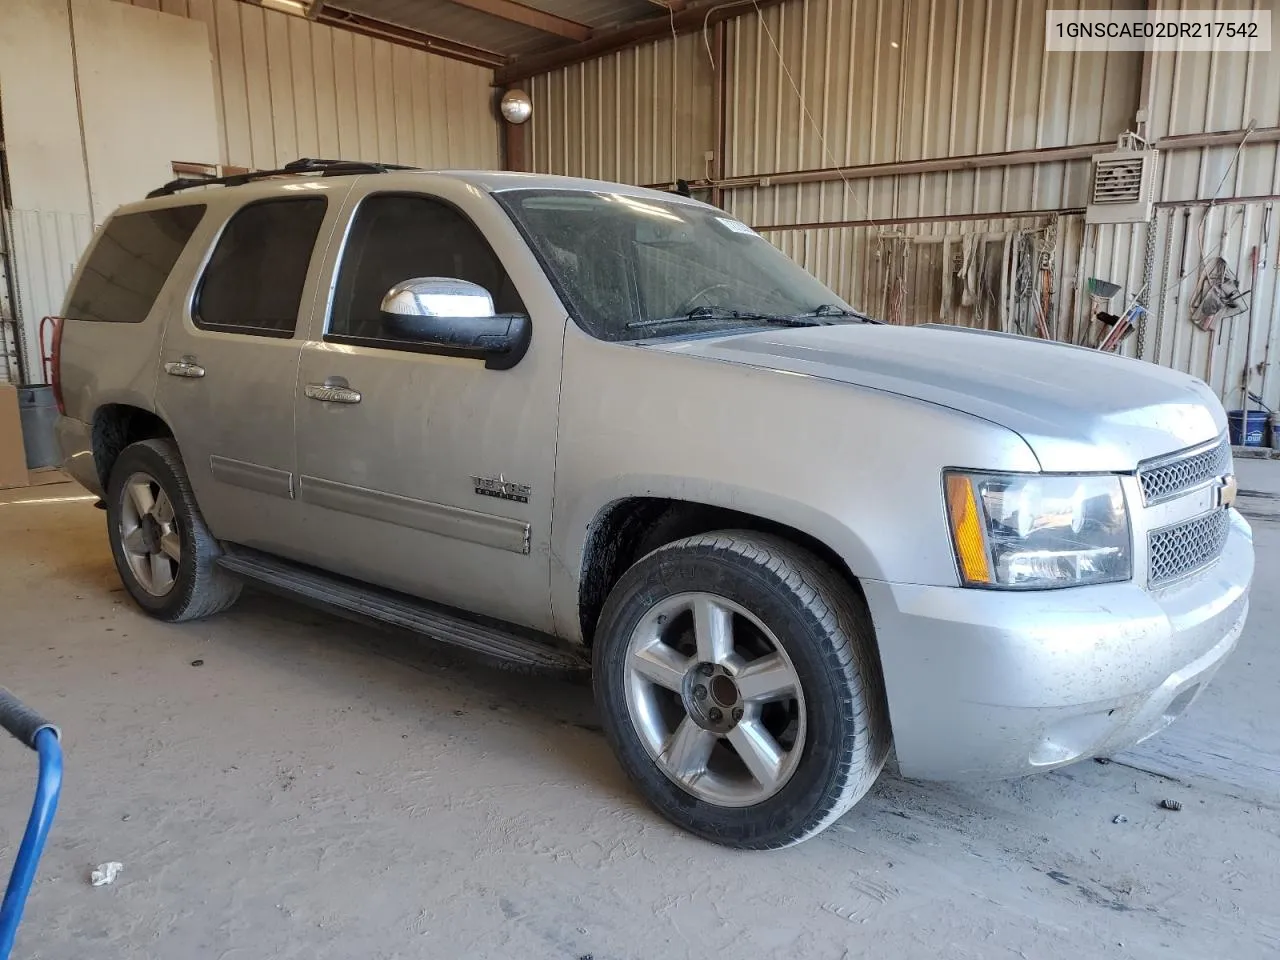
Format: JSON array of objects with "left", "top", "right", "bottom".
[{"left": 379, "top": 278, "right": 531, "bottom": 370}]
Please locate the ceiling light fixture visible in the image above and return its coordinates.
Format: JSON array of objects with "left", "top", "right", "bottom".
[
  {"left": 500, "top": 89, "right": 533, "bottom": 124},
  {"left": 260, "top": 0, "right": 307, "bottom": 16}
]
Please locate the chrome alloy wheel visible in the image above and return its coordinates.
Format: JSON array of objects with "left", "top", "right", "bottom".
[
  {"left": 118, "top": 472, "right": 182, "bottom": 597},
  {"left": 623, "top": 592, "right": 807, "bottom": 807}
]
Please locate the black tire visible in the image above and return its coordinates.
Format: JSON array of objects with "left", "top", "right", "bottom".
[
  {"left": 106, "top": 438, "right": 241, "bottom": 622},
  {"left": 593, "top": 531, "right": 890, "bottom": 849}
]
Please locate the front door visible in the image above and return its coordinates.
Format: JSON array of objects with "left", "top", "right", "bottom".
[
  {"left": 155, "top": 190, "right": 339, "bottom": 551},
  {"left": 290, "top": 185, "right": 564, "bottom": 633}
]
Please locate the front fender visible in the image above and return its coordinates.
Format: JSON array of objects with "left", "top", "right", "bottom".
[
  {"left": 550, "top": 475, "right": 883, "bottom": 644},
  {"left": 568, "top": 472, "right": 886, "bottom": 576},
  {"left": 549, "top": 327, "right": 1040, "bottom": 643}
]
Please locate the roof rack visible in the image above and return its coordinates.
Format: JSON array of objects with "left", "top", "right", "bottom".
[{"left": 146, "top": 158, "right": 419, "bottom": 198}]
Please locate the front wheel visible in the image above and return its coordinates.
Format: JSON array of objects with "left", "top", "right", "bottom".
[{"left": 593, "top": 531, "right": 890, "bottom": 849}]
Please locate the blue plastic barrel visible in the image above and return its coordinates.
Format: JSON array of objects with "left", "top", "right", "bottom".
[{"left": 1228, "top": 409, "right": 1269, "bottom": 447}]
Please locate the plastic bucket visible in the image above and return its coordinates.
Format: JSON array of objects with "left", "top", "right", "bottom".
[
  {"left": 1228, "top": 409, "right": 1269, "bottom": 447},
  {"left": 17, "top": 384, "right": 60, "bottom": 469}
]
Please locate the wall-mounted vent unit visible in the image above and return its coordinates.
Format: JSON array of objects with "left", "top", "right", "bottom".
[{"left": 1086, "top": 147, "right": 1158, "bottom": 224}]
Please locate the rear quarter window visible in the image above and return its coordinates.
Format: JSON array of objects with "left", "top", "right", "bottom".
[{"left": 65, "top": 205, "right": 206, "bottom": 323}]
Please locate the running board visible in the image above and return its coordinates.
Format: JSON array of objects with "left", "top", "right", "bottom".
[{"left": 217, "top": 548, "right": 588, "bottom": 674}]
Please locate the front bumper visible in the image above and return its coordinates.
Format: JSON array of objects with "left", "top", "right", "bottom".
[
  {"left": 55, "top": 415, "right": 102, "bottom": 497},
  {"left": 863, "top": 509, "right": 1254, "bottom": 781}
]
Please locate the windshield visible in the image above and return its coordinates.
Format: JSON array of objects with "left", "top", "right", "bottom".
[{"left": 496, "top": 189, "right": 865, "bottom": 342}]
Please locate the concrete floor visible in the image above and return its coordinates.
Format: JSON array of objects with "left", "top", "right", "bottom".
[{"left": 2, "top": 478, "right": 1278, "bottom": 960}]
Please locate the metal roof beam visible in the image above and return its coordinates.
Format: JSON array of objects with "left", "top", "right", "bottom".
[
  {"left": 442, "top": 0, "right": 591, "bottom": 41},
  {"left": 494, "top": 0, "right": 792, "bottom": 85},
  {"left": 317, "top": 5, "right": 507, "bottom": 68},
  {"left": 236, "top": 2, "right": 506, "bottom": 67}
]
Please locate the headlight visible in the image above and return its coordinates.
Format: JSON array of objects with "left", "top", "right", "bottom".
[{"left": 944, "top": 471, "right": 1131, "bottom": 589}]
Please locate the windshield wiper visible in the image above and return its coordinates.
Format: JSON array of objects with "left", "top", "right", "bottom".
[
  {"left": 626, "top": 305, "right": 820, "bottom": 330},
  {"left": 797, "top": 303, "right": 882, "bottom": 323}
]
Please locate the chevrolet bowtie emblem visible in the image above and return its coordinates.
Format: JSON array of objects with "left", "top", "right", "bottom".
[{"left": 1216, "top": 474, "right": 1238, "bottom": 510}]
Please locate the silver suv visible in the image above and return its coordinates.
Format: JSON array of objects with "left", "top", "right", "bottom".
[{"left": 53, "top": 160, "right": 1254, "bottom": 849}]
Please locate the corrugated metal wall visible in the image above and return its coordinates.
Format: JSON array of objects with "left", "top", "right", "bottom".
[
  {"left": 760, "top": 214, "right": 1066, "bottom": 331},
  {"left": 528, "top": 0, "right": 1141, "bottom": 212},
  {"left": 0, "top": 236, "right": 18, "bottom": 382},
  {"left": 1079, "top": 0, "right": 1280, "bottom": 411},
  {"left": 1145, "top": 200, "right": 1280, "bottom": 410},
  {"left": 529, "top": 31, "right": 716, "bottom": 185},
  {"left": 524, "top": 0, "right": 1280, "bottom": 413},
  {"left": 119, "top": 0, "right": 501, "bottom": 171},
  {"left": 5, "top": 211, "right": 95, "bottom": 382},
  {"left": 724, "top": 0, "right": 1140, "bottom": 215}
]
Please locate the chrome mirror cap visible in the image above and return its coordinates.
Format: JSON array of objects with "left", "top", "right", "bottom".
[{"left": 380, "top": 278, "right": 496, "bottom": 319}]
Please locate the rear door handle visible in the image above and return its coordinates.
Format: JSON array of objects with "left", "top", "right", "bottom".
[
  {"left": 305, "top": 378, "right": 362, "bottom": 404},
  {"left": 164, "top": 356, "right": 205, "bottom": 379}
]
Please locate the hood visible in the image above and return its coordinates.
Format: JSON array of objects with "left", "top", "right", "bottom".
[{"left": 645, "top": 323, "right": 1225, "bottom": 472}]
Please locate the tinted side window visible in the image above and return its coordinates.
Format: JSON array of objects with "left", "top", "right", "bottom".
[
  {"left": 65, "top": 205, "right": 205, "bottom": 323},
  {"left": 196, "top": 198, "right": 327, "bottom": 337},
  {"left": 328, "top": 194, "right": 524, "bottom": 343}
]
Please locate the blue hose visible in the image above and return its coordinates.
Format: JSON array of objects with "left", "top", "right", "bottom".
[{"left": 0, "top": 728, "right": 63, "bottom": 960}]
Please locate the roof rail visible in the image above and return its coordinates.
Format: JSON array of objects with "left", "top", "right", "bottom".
[{"left": 146, "top": 158, "right": 419, "bottom": 199}]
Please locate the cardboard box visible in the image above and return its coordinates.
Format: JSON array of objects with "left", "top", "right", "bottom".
[{"left": 0, "top": 383, "right": 30, "bottom": 490}]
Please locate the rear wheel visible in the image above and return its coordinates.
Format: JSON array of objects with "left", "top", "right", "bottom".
[
  {"left": 106, "top": 438, "right": 240, "bottom": 622},
  {"left": 593, "top": 531, "right": 889, "bottom": 849}
]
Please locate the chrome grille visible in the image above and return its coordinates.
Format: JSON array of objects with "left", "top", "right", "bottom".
[
  {"left": 1148, "top": 509, "right": 1230, "bottom": 587},
  {"left": 1138, "top": 437, "right": 1232, "bottom": 505}
]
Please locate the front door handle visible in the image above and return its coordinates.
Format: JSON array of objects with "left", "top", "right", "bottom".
[
  {"left": 164, "top": 356, "right": 205, "bottom": 379},
  {"left": 305, "top": 378, "right": 362, "bottom": 404}
]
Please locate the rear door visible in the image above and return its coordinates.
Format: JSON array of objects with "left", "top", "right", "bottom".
[{"left": 154, "top": 184, "right": 347, "bottom": 551}]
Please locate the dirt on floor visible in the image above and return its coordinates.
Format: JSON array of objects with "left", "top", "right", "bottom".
[{"left": 1, "top": 481, "right": 1278, "bottom": 960}]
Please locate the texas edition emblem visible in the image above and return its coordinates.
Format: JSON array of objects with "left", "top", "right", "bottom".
[{"left": 473, "top": 476, "right": 532, "bottom": 504}]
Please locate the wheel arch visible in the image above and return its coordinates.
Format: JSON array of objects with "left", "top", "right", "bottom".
[
  {"left": 91, "top": 404, "right": 176, "bottom": 491},
  {"left": 574, "top": 491, "right": 880, "bottom": 649}
]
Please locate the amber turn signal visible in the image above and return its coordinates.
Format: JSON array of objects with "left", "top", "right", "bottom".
[{"left": 945, "top": 473, "right": 993, "bottom": 585}]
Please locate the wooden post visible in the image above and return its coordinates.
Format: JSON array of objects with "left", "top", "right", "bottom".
[{"left": 503, "top": 86, "right": 528, "bottom": 173}]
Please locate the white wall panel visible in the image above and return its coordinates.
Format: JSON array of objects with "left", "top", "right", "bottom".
[
  {"left": 0, "top": 0, "right": 92, "bottom": 214},
  {"left": 72, "top": 0, "right": 222, "bottom": 225},
  {"left": 0, "top": 0, "right": 94, "bottom": 380},
  {"left": 119, "top": 0, "right": 502, "bottom": 171},
  {"left": 0, "top": 0, "right": 502, "bottom": 382},
  {"left": 2, "top": 0, "right": 220, "bottom": 380}
]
